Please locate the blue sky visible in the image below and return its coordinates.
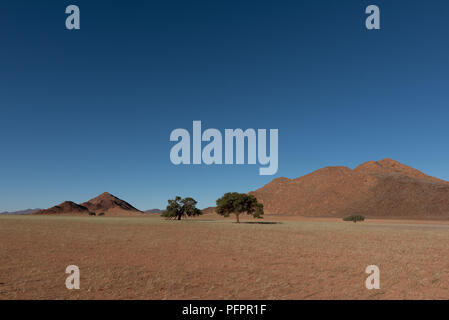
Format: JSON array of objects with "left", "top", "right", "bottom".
[{"left": 1, "top": 0, "right": 449, "bottom": 211}]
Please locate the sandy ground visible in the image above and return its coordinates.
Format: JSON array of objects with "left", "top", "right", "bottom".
[{"left": 1, "top": 214, "right": 449, "bottom": 300}]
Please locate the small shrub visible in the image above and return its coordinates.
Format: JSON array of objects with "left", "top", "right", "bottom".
[
  {"left": 98, "top": 212, "right": 105, "bottom": 216},
  {"left": 89, "top": 212, "right": 96, "bottom": 216},
  {"left": 343, "top": 215, "right": 365, "bottom": 223}
]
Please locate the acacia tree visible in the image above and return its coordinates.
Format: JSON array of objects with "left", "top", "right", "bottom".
[
  {"left": 343, "top": 215, "right": 365, "bottom": 223},
  {"left": 215, "top": 192, "right": 264, "bottom": 223},
  {"left": 162, "top": 196, "right": 202, "bottom": 220}
]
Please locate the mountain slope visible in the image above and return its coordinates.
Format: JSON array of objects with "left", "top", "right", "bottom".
[
  {"left": 33, "top": 202, "right": 90, "bottom": 215},
  {"left": 250, "top": 159, "right": 449, "bottom": 219},
  {"left": 81, "top": 192, "right": 142, "bottom": 215}
]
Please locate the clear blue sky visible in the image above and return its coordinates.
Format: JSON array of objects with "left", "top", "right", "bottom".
[{"left": 1, "top": 0, "right": 449, "bottom": 211}]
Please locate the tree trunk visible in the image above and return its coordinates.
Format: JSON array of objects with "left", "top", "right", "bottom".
[{"left": 236, "top": 214, "right": 240, "bottom": 223}]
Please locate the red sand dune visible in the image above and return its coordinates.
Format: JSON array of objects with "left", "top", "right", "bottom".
[{"left": 250, "top": 159, "right": 449, "bottom": 219}]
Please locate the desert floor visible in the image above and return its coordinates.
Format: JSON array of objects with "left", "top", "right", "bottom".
[{"left": 1, "top": 214, "right": 449, "bottom": 299}]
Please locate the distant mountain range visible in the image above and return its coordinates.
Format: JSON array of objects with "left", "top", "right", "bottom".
[
  {"left": 250, "top": 158, "right": 449, "bottom": 219},
  {"left": 33, "top": 201, "right": 90, "bottom": 215},
  {"left": 0, "top": 208, "right": 41, "bottom": 215},
  {"left": 2, "top": 194, "right": 163, "bottom": 217},
  {"left": 201, "top": 207, "right": 216, "bottom": 215},
  {"left": 5, "top": 158, "right": 449, "bottom": 220},
  {"left": 33, "top": 192, "right": 143, "bottom": 216},
  {"left": 144, "top": 209, "right": 163, "bottom": 214}
]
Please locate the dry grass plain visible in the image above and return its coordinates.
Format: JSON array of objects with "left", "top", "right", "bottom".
[{"left": 1, "top": 214, "right": 449, "bottom": 300}]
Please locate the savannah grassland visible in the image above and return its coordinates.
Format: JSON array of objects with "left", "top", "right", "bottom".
[{"left": 1, "top": 215, "right": 449, "bottom": 300}]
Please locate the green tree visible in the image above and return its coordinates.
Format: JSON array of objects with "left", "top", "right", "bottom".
[
  {"left": 162, "top": 196, "right": 202, "bottom": 220},
  {"left": 216, "top": 192, "right": 264, "bottom": 223},
  {"left": 343, "top": 215, "right": 365, "bottom": 223}
]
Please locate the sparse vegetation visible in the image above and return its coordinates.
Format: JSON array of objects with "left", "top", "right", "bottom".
[
  {"left": 161, "top": 196, "right": 202, "bottom": 220},
  {"left": 89, "top": 212, "right": 96, "bottom": 216},
  {"left": 343, "top": 215, "right": 365, "bottom": 223},
  {"left": 216, "top": 192, "right": 264, "bottom": 223},
  {"left": 3, "top": 215, "right": 448, "bottom": 299},
  {"left": 98, "top": 212, "right": 105, "bottom": 216}
]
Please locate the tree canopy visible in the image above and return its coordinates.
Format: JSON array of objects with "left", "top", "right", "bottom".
[
  {"left": 162, "top": 196, "right": 202, "bottom": 220},
  {"left": 215, "top": 192, "right": 264, "bottom": 223},
  {"left": 343, "top": 215, "right": 365, "bottom": 223}
]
